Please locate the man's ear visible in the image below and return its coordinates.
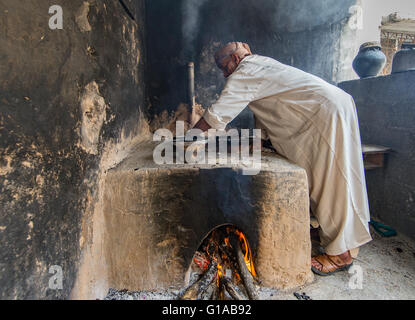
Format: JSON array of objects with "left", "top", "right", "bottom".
[
  {"left": 231, "top": 53, "right": 240, "bottom": 64},
  {"left": 242, "top": 43, "right": 252, "bottom": 55}
]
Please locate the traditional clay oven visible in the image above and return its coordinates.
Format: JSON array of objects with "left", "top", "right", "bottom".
[{"left": 96, "top": 141, "right": 314, "bottom": 294}]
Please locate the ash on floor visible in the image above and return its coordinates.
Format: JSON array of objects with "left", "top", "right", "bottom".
[
  {"left": 104, "top": 228, "right": 415, "bottom": 300},
  {"left": 105, "top": 288, "right": 180, "bottom": 300},
  {"left": 104, "top": 286, "right": 281, "bottom": 301}
]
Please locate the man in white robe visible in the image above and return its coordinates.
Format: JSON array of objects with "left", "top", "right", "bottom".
[{"left": 193, "top": 42, "right": 372, "bottom": 276}]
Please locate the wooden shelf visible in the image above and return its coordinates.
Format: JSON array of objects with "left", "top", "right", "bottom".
[{"left": 362, "top": 144, "right": 391, "bottom": 170}]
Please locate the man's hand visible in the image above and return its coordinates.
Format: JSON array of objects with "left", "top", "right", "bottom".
[{"left": 193, "top": 117, "right": 212, "bottom": 132}]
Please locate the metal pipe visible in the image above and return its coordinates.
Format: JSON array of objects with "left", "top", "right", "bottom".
[{"left": 188, "top": 62, "right": 196, "bottom": 109}]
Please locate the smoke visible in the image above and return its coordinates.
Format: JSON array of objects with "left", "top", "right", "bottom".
[
  {"left": 182, "top": 0, "right": 209, "bottom": 59},
  {"left": 273, "top": 0, "right": 357, "bottom": 32},
  {"left": 180, "top": 0, "right": 356, "bottom": 57}
]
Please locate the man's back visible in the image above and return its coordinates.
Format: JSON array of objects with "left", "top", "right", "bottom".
[{"left": 236, "top": 54, "right": 351, "bottom": 108}]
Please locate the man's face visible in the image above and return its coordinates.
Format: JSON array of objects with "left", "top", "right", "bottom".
[
  {"left": 219, "top": 55, "right": 238, "bottom": 78},
  {"left": 215, "top": 42, "right": 252, "bottom": 78}
]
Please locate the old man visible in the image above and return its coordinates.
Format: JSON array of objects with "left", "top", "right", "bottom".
[{"left": 192, "top": 42, "right": 372, "bottom": 276}]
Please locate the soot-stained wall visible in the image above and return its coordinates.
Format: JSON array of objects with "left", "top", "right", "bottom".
[
  {"left": 146, "top": 0, "right": 360, "bottom": 127},
  {"left": 0, "top": 0, "right": 146, "bottom": 299}
]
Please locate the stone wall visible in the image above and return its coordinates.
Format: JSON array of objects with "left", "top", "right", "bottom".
[
  {"left": 0, "top": 0, "right": 147, "bottom": 299},
  {"left": 339, "top": 71, "right": 415, "bottom": 241}
]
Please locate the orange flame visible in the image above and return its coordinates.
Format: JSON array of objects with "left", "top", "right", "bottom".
[
  {"left": 224, "top": 237, "right": 230, "bottom": 247},
  {"left": 216, "top": 264, "right": 223, "bottom": 287},
  {"left": 203, "top": 227, "right": 257, "bottom": 294},
  {"left": 235, "top": 230, "right": 257, "bottom": 278}
]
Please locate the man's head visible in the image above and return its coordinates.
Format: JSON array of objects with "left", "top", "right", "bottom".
[{"left": 214, "top": 42, "right": 253, "bottom": 78}]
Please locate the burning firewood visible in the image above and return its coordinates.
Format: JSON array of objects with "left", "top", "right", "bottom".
[
  {"left": 200, "top": 277, "right": 218, "bottom": 300},
  {"left": 180, "top": 260, "right": 218, "bottom": 300},
  {"left": 210, "top": 279, "right": 221, "bottom": 300},
  {"left": 186, "top": 226, "right": 259, "bottom": 300},
  {"left": 193, "top": 251, "right": 210, "bottom": 272},
  {"left": 216, "top": 275, "right": 226, "bottom": 300},
  {"left": 222, "top": 277, "right": 247, "bottom": 300},
  {"left": 230, "top": 235, "right": 259, "bottom": 300}
]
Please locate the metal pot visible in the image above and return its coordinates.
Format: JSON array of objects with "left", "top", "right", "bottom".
[{"left": 392, "top": 43, "right": 415, "bottom": 74}]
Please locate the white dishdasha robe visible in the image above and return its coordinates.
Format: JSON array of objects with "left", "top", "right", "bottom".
[{"left": 203, "top": 54, "right": 372, "bottom": 255}]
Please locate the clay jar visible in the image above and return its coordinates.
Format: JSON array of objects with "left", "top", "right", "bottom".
[
  {"left": 353, "top": 42, "right": 386, "bottom": 78},
  {"left": 392, "top": 43, "right": 415, "bottom": 74}
]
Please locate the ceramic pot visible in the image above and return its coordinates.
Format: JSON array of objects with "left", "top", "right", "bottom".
[
  {"left": 353, "top": 42, "right": 386, "bottom": 78},
  {"left": 392, "top": 43, "right": 415, "bottom": 74}
]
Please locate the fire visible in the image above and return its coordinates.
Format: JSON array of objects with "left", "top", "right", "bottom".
[
  {"left": 223, "top": 234, "right": 255, "bottom": 281},
  {"left": 216, "top": 264, "right": 223, "bottom": 287},
  {"left": 190, "top": 225, "right": 258, "bottom": 300},
  {"left": 235, "top": 230, "right": 257, "bottom": 278},
  {"left": 224, "top": 237, "right": 230, "bottom": 247},
  {"left": 193, "top": 251, "right": 210, "bottom": 271}
]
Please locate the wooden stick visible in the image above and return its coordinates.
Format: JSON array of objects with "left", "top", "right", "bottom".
[
  {"left": 180, "top": 261, "right": 218, "bottom": 300},
  {"left": 211, "top": 283, "right": 219, "bottom": 300},
  {"left": 200, "top": 277, "right": 218, "bottom": 300},
  {"left": 230, "top": 235, "right": 259, "bottom": 300},
  {"left": 217, "top": 276, "right": 225, "bottom": 300},
  {"left": 223, "top": 277, "right": 247, "bottom": 300}
]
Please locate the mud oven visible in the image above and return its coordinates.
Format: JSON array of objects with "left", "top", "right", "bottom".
[{"left": 73, "top": 141, "right": 314, "bottom": 299}]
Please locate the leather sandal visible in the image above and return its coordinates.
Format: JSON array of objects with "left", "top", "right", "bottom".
[{"left": 311, "top": 253, "right": 353, "bottom": 276}]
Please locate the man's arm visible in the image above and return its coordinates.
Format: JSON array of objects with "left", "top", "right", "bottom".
[{"left": 198, "top": 73, "right": 264, "bottom": 132}]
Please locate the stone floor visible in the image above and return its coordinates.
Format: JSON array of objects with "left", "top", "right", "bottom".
[
  {"left": 268, "top": 228, "right": 415, "bottom": 300},
  {"left": 105, "top": 225, "right": 415, "bottom": 300}
]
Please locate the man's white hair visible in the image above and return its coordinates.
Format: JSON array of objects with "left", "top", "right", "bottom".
[{"left": 214, "top": 42, "right": 252, "bottom": 68}]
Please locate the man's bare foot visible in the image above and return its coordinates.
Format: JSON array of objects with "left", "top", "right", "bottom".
[{"left": 311, "top": 251, "right": 353, "bottom": 276}]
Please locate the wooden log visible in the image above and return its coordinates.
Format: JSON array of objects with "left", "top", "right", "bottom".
[
  {"left": 200, "top": 277, "right": 218, "bottom": 300},
  {"left": 223, "top": 277, "right": 247, "bottom": 300},
  {"left": 210, "top": 279, "right": 225, "bottom": 300},
  {"left": 218, "top": 244, "right": 242, "bottom": 280},
  {"left": 219, "top": 243, "right": 238, "bottom": 265},
  {"left": 211, "top": 284, "right": 219, "bottom": 300},
  {"left": 217, "top": 276, "right": 225, "bottom": 300},
  {"left": 230, "top": 235, "right": 259, "bottom": 300},
  {"left": 180, "top": 261, "right": 218, "bottom": 300}
]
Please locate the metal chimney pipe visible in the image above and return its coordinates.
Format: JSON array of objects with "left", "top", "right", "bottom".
[{"left": 188, "top": 62, "right": 196, "bottom": 109}]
